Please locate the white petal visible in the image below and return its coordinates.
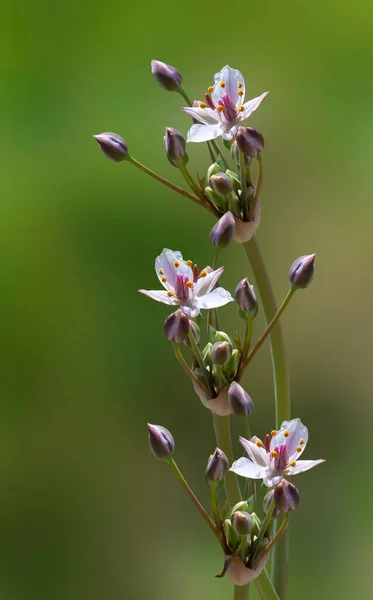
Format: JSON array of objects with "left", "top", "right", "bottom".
[
  {"left": 230, "top": 457, "right": 267, "bottom": 480},
  {"left": 194, "top": 266, "right": 224, "bottom": 296},
  {"left": 180, "top": 303, "right": 200, "bottom": 318},
  {"left": 263, "top": 475, "right": 284, "bottom": 488},
  {"left": 242, "top": 92, "right": 269, "bottom": 120},
  {"left": 155, "top": 249, "right": 192, "bottom": 287},
  {"left": 187, "top": 124, "right": 222, "bottom": 143},
  {"left": 138, "top": 289, "right": 179, "bottom": 306},
  {"left": 271, "top": 418, "right": 308, "bottom": 458},
  {"left": 285, "top": 459, "right": 325, "bottom": 476},
  {"left": 182, "top": 105, "right": 219, "bottom": 125},
  {"left": 239, "top": 437, "right": 267, "bottom": 467},
  {"left": 212, "top": 65, "right": 245, "bottom": 105},
  {"left": 221, "top": 125, "right": 239, "bottom": 141},
  {"left": 196, "top": 287, "right": 234, "bottom": 310}
]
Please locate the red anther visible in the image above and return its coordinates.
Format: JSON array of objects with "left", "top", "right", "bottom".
[
  {"left": 265, "top": 434, "right": 271, "bottom": 453},
  {"left": 193, "top": 264, "right": 199, "bottom": 283},
  {"left": 204, "top": 92, "right": 215, "bottom": 110}
]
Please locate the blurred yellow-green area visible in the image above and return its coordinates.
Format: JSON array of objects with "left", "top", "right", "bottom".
[{"left": 1, "top": 0, "right": 372, "bottom": 598}]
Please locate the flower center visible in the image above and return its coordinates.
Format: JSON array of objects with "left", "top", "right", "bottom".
[
  {"left": 273, "top": 443, "right": 289, "bottom": 472},
  {"left": 219, "top": 94, "right": 238, "bottom": 122},
  {"left": 174, "top": 274, "right": 193, "bottom": 302}
]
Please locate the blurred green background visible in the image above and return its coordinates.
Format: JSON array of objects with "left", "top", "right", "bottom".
[{"left": 1, "top": 0, "right": 372, "bottom": 598}]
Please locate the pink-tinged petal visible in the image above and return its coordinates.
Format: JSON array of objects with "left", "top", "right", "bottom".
[
  {"left": 242, "top": 92, "right": 269, "bottom": 120},
  {"left": 194, "top": 266, "right": 224, "bottom": 296},
  {"left": 212, "top": 65, "right": 245, "bottom": 105},
  {"left": 285, "top": 459, "right": 325, "bottom": 476},
  {"left": 196, "top": 287, "right": 234, "bottom": 310},
  {"left": 271, "top": 418, "right": 308, "bottom": 458},
  {"left": 263, "top": 475, "right": 284, "bottom": 488},
  {"left": 180, "top": 303, "right": 200, "bottom": 318},
  {"left": 239, "top": 437, "right": 267, "bottom": 467},
  {"left": 187, "top": 124, "right": 222, "bottom": 143},
  {"left": 155, "top": 249, "right": 192, "bottom": 287},
  {"left": 221, "top": 124, "right": 239, "bottom": 141},
  {"left": 138, "top": 289, "right": 179, "bottom": 306},
  {"left": 230, "top": 457, "right": 267, "bottom": 480},
  {"left": 182, "top": 105, "right": 219, "bottom": 126}
]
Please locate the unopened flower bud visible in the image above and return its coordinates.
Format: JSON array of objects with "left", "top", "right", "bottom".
[
  {"left": 231, "top": 511, "right": 252, "bottom": 535},
  {"left": 207, "top": 162, "right": 222, "bottom": 179},
  {"left": 224, "top": 349, "right": 241, "bottom": 379},
  {"left": 236, "top": 127, "right": 265, "bottom": 157},
  {"left": 228, "top": 382, "right": 253, "bottom": 417},
  {"left": 263, "top": 490, "right": 280, "bottom": 518},
  {"left": 164, "top": 309, "right": 190, "bottom": 343},
  {"left": 274, "top": 480, "right": 300, "bottom": 513},
  {"left": 231, "top": 498, "right": 254, "bottom": 515},
  {"left": 94, "top": 132, "right": 129, "bottom": 162},
  {"left": 206, "top": 447, "right": 229, "bottom": 482},
  {"left": 289, "top": 254, "right": 315, "bottom": 289},
  {"left": 231, "top": 140, "right": 251, "bottom": 166},
  {"left": 151, "top": 60, "right": 182, "bottom": 91},
  {"left": 164, "top": 128, "right": 187, "bottom": 167},
  {"left": 214, "top": 330, "right": 232, "bottom": 344},
  {"left": 235, "top": 279, "right": 258, "bottom": 316},
  {"left": 250, "top": 512, "right": 261, "bottom": 537},
  {"left": 204, "top": 186, "right": 228, "bottom": 212},
  {"left": 225, "top": 169, "right": 241, "bottom": 192},
  {"left": 223, "top": 519, "right": 240, "bottom": 548},
  {"left": 209, "top": 173, "right": 234, "bottom": 195},
  {"left": 147, "top": 423, "right": 175, "bottom": 459},
  {"left": 210, "top": 212, "right": 236, "bottom": 248},
  {"left": 211, "top": 341, "right": 233, "bottom": 365}
]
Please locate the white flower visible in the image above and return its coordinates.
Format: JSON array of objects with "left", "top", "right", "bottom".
[
  {"left": 182, "top": 65, "right": 269, "bottom": 143},
  {"left": 138, "top": 249, "right": 234, "bottom": 318},
  {"left": 230, "top": 418, "right": 325, "bottom": 487}
]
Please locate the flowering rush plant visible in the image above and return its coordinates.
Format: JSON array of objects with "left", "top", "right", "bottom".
[{"left": 94, "top": 61, "right": 325, "bottom": 600}]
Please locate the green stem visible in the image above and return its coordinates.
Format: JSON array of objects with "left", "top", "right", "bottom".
[
  {"left": 188, "top": 330, "right": 214, "bottom": 397},
  {"left": 253, "top": 153, "right": 263, "bottom": 203},
  {"left": 211, "top": 139, "right": 229, "bottom": 169},
  {"left": 177, "top": 88, "right": 218, "bottom": 164},
  {"left": 255, "top": 570, "right": 280, "bottom": 600},
  {"left": 242, "top": 236, "right": 291, "bottom": 599},
  {"left": 239, "top": 313, "right": 253, "bottom": 372},
  {"left": 178, "top": 160, "right": 206, "bottom": 202},
  {"left": 264, "top": 515, "right": 289, "bottom": 553},
  {"left": 212, "top": 413, "right": 241, "bottom": 508},
  {"left": 234, "top": 585, "right": 250, "bottom": 600},
  {"left": 239, "top": 150, "right": 249, "bottom": 221},
  {"left": 172, "top": 343, "right": 208, "bottom": 392},
  {"left": 129, "top": 156, "right": 217, "bottom": 214},
  {"left": 250, "top": 499, "right": 275, "bottom": 564}
]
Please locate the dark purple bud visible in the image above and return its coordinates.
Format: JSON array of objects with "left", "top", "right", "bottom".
[
  {"left": 164, "top": 128, "right": 186, "bottom": 167},
  {"left": 148, "top": 423, "right": 175, "bottom": 459},
  {"left": 94, "top": 132, "right": 129, "bottom": 162},
  {"left": 236, "top": 127, "right": 265, "bottom": 157},
  {"left": 210, "top": 211, "right": 235, "bottom": 248},
  {"left": 231, "top": 511, "right": 253, "bottom": 535},
  {"left": 231, "top": 140, "right": 251, "bottom": 166},
  {"left": 151, "top": 60, "right": 182, "bottom": 91},
  {"left": 289, "top": 254, "right": 315, "bottom": 289},
  {"left": 228, "top": 382, "right": 253, "bottom": 417},
  {"left": 164, "top": 309, "right": 190, "bottom": 343},
  {"left": 209, "top": 172, "right": 234, "bottom": 195},
  {"left": 234, "top": 279, "right": 258, "bottom": 316},
  {"left": 274, "top": 480, "right": 300, "bottom": 513},
  {"left": 211, "top": 341, "right": 233, "bottom": 365},
  {"left": 206, "top": 448, "right": 229, "bottom": 482}
]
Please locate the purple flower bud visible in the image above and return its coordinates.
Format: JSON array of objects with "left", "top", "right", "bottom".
[
  {"left": 209, "top": 173, "right": 234, "bottom": 195},
  {"left": 164, "top": 309, "right": 190, "bottom": 343},
  {"left": 151, "top": 60, "right": 182, "bottom": 91},
  {"left": 274, "top": 480, "right": 300, "bottom": 513},
  {"left": 164, "top": 128, "right": 186, "bottom": 167},
  {"left": 210, "top": 212, "right": 236, "bottom": 248},
  {"left": 228, "top": 382, "right": 253, "bottom": 417},
  {"left": 289, "top": 254, "right": 315, "bottom": 289},
  {"left": 147, "top": 423, "right": 175, "bottom": 459},
  {"left": 206, "top": 447, "right": 229, "bottom": 482},
  {"left": 231, "top": 511, "right": 252, "bottom": 535},
  {"left": 236, "top": 127, "right": 265, "bottom": 157},
  {"left": 211, "top": 341, "right": 233, "bottom": 365},
  {"left": 231, "top": 140, "right": 251, "bottom": 166},
  {"left": 94, "top": 132, "right": 129, "bottom": 162},
  {"left": 234, "top": 279, "right": 258, "bottom": 316}
]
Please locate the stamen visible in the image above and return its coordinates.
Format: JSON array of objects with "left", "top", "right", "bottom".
[
  {"left": 186, "top": 260, "right": 193, "bottom": 267},
  {"left": 161, "top": 276, "right": 167, "bottom": 283},
  {"left": 220, "top": 81, "right": 226, "bottom": 88},
  {"left": 271, "top": 430, "right": 277, "bottom": 437},
  {"left": 208, "top": 86, "right": 214, "bottom": 93},
  {"left": 238, "top": 82, "right": 243, "bottom": 88},
  {"left": 199, "top": 102, "right": 206, "bottom": 109},
  {"left": 238, "top": 106, "right": 245, "bottom": 112},
  {"left": 238, "top": 90, "right": 244, "bottom": 97},
  {"left": 271, "top": 450, "right": 278, "bottom": 458},
  {"left": 256, "top": 440, "right": 263, "bottom": 448},
  {"left": 167, "top": 291, "right": 174, "bottom": 297},
  {"left": 289, "top": 461, "right": 297, "bottom": 467},
  {"left": 158, "top": 269, "right": 164, "bottom": 275},
  {"left": 299, "top": 438, "right": 305, "bottom": 445},
  {"left": 217, "top": 104, "right": 224, "bottom": 112},
  {"left": 204, "top": 92, "right": 215, "bottom": 110},
  {"left": 296, "top": 446, "right": 302, "bottom": 453},
  {"left": 185, "top": 280, "right": 193, "bottom": 288},
  {"left": 174, "top": 260, "right": 180, "bottom": 268},
  {"left": 284, "top": 431, "right": 290, "bottom": 438},
  {"left": 200, "top": 270, "right": 207, "bottom": 278},
  {"left": 265, "top": 434, "right": 271, "bottom": 453},
  {"left": 193, "top": 264, "right": 199, "bottom": 283}
]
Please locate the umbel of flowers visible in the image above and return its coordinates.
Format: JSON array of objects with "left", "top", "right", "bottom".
[{"left": 94, "top": 60, "right": 325, "bottom": 600}]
